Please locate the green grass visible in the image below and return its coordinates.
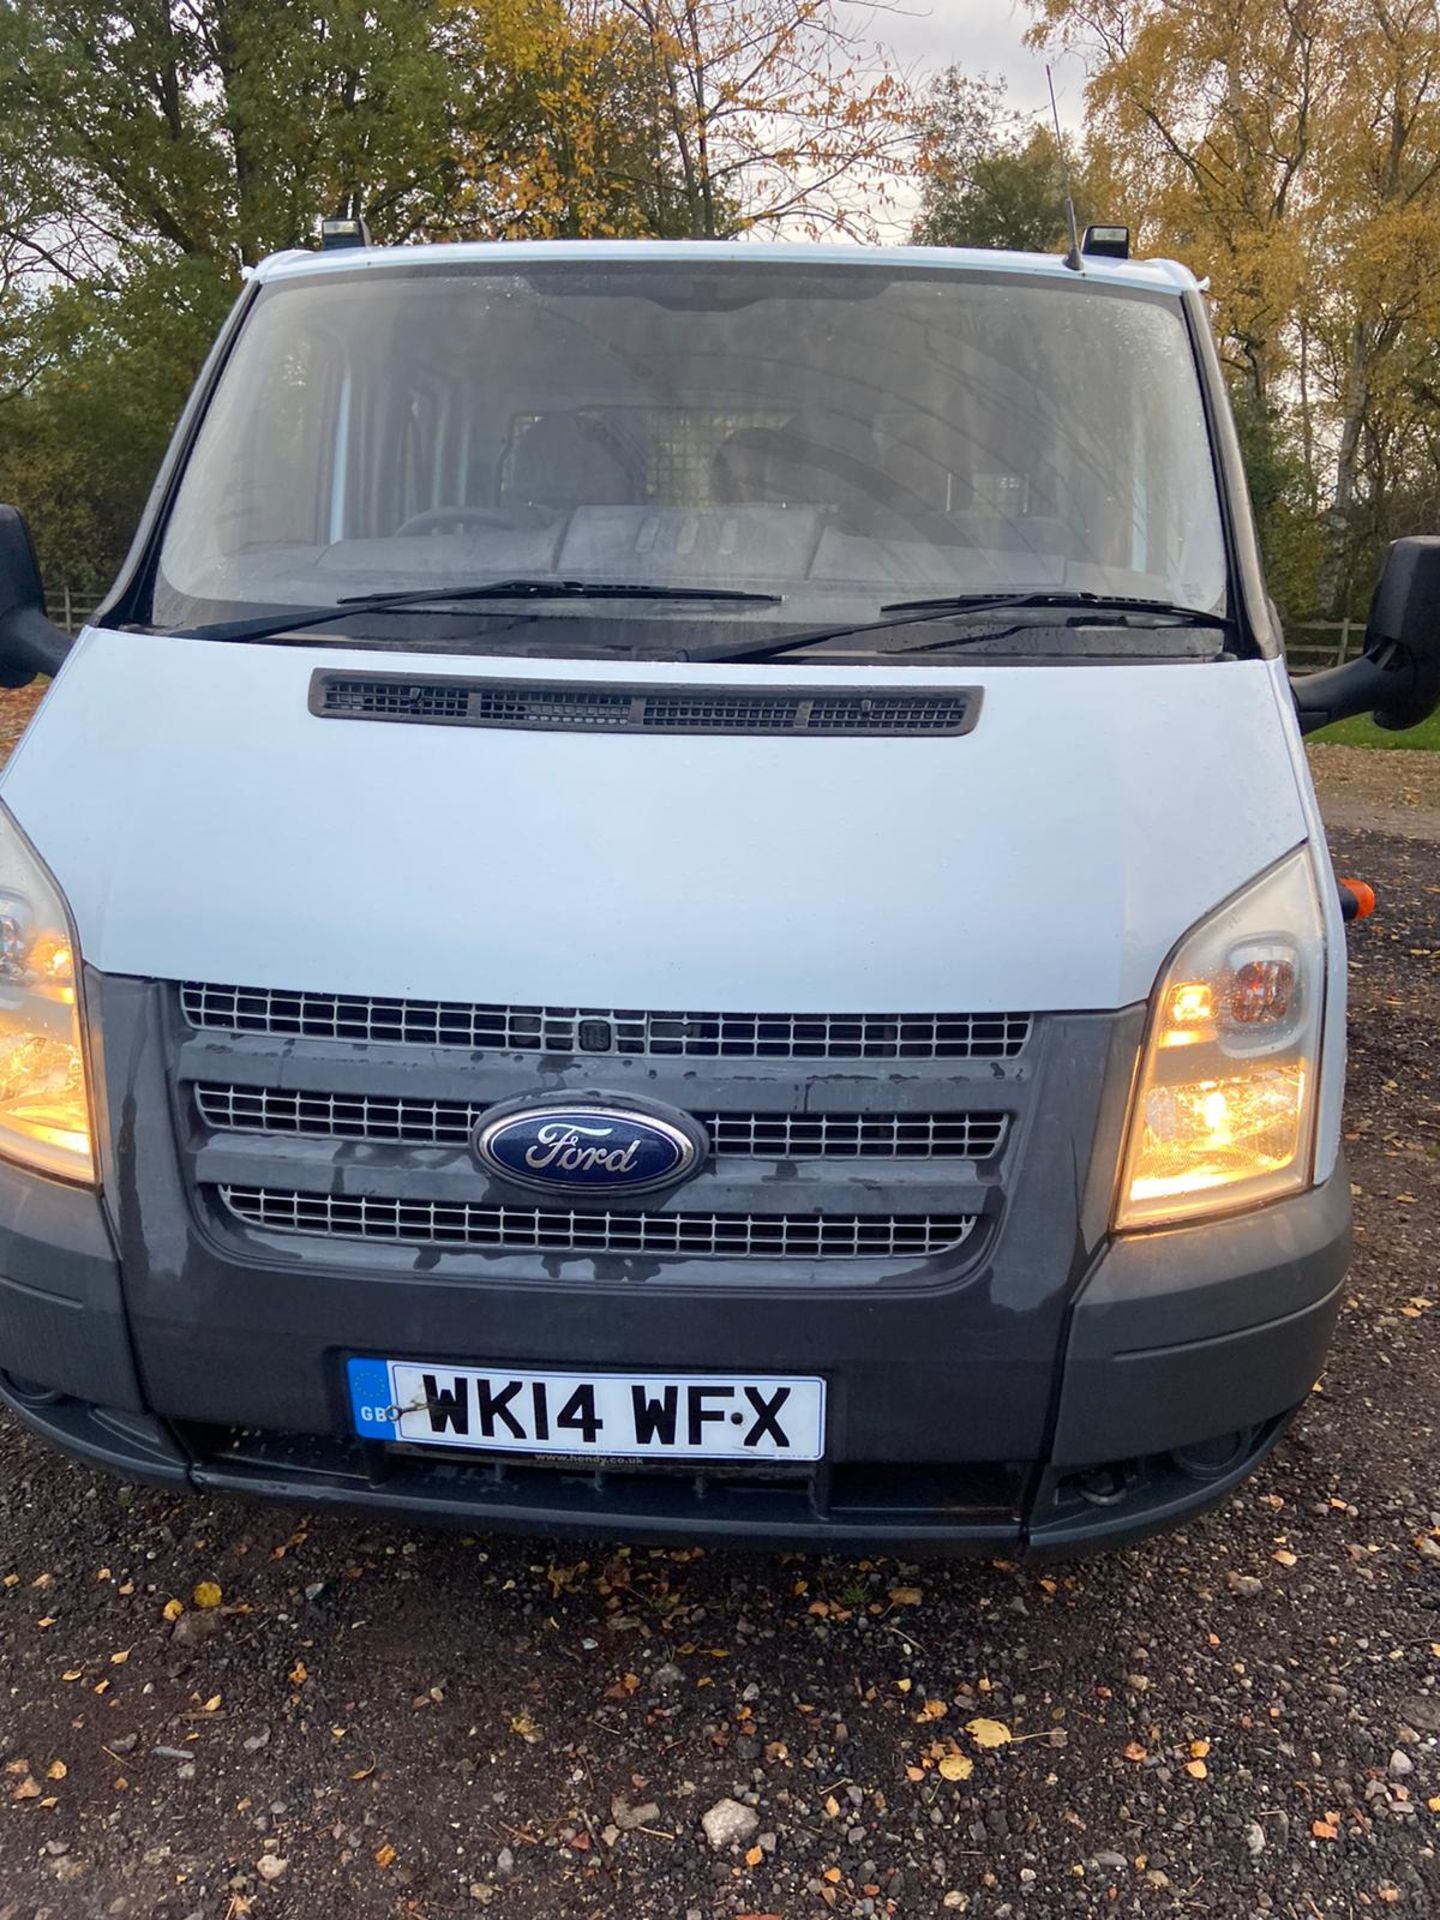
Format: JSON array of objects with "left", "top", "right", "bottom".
[{"left": 1312, "top": 708, "right": 1440, "bottom": 750}]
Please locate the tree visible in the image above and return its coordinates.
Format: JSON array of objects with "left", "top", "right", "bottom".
[
  {"left": 0, "top": 0, "right": 466, "bottom": 270},
  {"left": 450, "top": 0, "right": 693, "bottom": 237},
  {"left": 911, "top": 70, "right": 1088, "bottom": 252},
  {"left": 1025, "top": 0, "right": 1440, "bottom": 616},
  {"left": 0, "top": 0, "right": 916, "bottom": 587},
  {"left": 1303, "top": 0, "right": 1440, "bottom": 610},
  {"left": 0, "top": 0, "right": 479, "bottom": 584},
  {"left": 0, "top": 256, "right": 234, "bottom": 586},
  {"left": 1027, "top": 0, "right": 1322, "bottom": 414},
  {"left": 606, "top": 0, "right": 913, "bottom": 237}
]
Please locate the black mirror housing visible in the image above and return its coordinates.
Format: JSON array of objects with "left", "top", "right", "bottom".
[
  {"left": 0, "top": 506, "right": 73, "bottom": 688},
  {"left": 1293, "top": 536, "right": 1440, "bottom": 736}
]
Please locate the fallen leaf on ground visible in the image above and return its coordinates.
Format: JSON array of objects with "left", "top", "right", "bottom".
[
  {"left": 938, "top": 1751, "right": 973, "bottom": 1782},
  {"left": 966, "top": 1717, "right": 1013, "bottom": 1748},
  {"left": 888, "top": 1586, "right": 923, "bottom": 1606},
  {"left": 193, "top": 1582, "right": 223, "bottom": 1610},
  {"left": 1189, "top": 1739, "right": 1210, "bottom": 1759},
  {"left": 1185, "top": 1759, "right": 1208, "bottom": 1779},
  {"left": 373, "top": 1843, "right": 397, "bottom": 1870},
  {"left": 914, "top": 1699, "right": 946, "bottom": 1723},
  {"left": 45, "top": 1761, "right": 67, "bottom": 1781},
  {"left": 162, "top": 1599, "right": 184, "bottom": 1623},
  {"left": 288, "top": 1661, "right": 308, "bottom": 1687},
  {"left": 1312, "top": 1813, "right": 1340, "bottom": 1841},
  {"left": 1124, "top": 1741, "right": 1148, "bottom": 1762}
]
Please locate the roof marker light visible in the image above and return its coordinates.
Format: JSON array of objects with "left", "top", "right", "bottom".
[
  {"left": 1083, "top": 225, "right": 1131, "bottom": 259},
  {"left": 320, "top": 217, "right": 373, "bottom": 252}
]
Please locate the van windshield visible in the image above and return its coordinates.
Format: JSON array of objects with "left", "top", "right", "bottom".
[{"left": 153, "top": 260, "right": 1229, "bottom": 651}]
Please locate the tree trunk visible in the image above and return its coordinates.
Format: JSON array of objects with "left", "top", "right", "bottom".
[{"left": 1319, "top": 321, "right": 1370, "bottom": 617}]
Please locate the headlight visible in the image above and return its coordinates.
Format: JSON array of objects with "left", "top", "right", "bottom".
[
  {"left": 1115, "top": 848, "right": 1325, "bottom": 1229},
  {"left": 0, "top": 806, "right": 95, "bottom": 1183}
]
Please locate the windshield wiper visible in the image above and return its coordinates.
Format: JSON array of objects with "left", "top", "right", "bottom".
[
  {"left": 679, "top": 592, "right": 1233, "bottom": 666},
  {"left": 880, "top": 590, "right": 1229, "bottom": 621},
  {"left": 170, "top": 578, "right": 783, "bottom": 645}
]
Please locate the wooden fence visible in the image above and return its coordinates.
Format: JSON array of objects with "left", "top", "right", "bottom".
[{"left": 45, "top": 589, "right": 106, "bottom": 634}]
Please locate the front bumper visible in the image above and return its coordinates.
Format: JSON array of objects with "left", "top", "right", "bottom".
[{"left": 0, "top": 1154, "right": 1350, "bottom": 1555}]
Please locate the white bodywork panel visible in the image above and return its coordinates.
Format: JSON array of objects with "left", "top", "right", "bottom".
[
  {"left": 5, "top": 631, "right": 1319, "bottom": 1032},
  {"left": 254, "top": 235, "right": 1200, "bottom": 299}
]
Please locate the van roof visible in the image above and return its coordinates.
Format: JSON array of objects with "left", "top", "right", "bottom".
[{"left": 251, "top": 237, "right": 1200, "bottom": 298}]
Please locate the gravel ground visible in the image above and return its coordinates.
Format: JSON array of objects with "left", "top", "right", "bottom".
[
  {"left": 1308, "top": 745, "right": 1440, "bottom": 841},
  {"left": 0, "top": 726, "right": 1437, "bottom": 1918}
]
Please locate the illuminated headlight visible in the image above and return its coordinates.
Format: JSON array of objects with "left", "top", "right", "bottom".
[
  {"left": 0, "top": 806, "right": 95, "bottom": 1184},
  {"left": 1115, "top": 848, "right": 1325, "bottom": 1229}
]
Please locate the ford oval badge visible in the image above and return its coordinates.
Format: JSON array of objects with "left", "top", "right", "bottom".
[{"left": 473, "top": 1100, "right": 703, "bottom": 1197}]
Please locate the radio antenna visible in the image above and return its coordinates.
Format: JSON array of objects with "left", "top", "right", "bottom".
[{"left": 1047, "top": 65, "right": 1084, "bottom": 272}]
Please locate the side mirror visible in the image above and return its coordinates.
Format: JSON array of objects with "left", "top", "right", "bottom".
[
  {"left": 1293, "top": 536, "right": 1440, "bottom": 736},
  {"left": 0, "top": 507, "right": 74, "bottom": 689}
]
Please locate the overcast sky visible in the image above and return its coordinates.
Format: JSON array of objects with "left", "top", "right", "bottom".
[
  {"left": 877, "top": 0, "right": 1088, "bottom": 122},
  {"left": 856, "top": 0, "right": 1088, "bottom": 236}
]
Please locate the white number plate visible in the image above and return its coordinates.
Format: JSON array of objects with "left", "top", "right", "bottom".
[{"left": 348, "top": 1358, "right": 826, "bottom": 1462}]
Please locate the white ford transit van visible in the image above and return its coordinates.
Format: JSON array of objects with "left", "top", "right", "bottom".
[{"left": 0, "top": 238, "right": 1434, "bottom": 1553}]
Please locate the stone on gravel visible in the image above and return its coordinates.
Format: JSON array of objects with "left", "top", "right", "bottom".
[
  {"left": 1225, "top": 1571, "right": 1263, "bottom": 1597},
  {"left": 1401, "top": 1695, "right": 1440, "bottom": 1732},
  {"left": 170, "top": 1609, "right": 221, "bottom": 1648},
  {"left": 1388, "top": 1749, "right": 1414, "bottom": 1777},
  {"left": 255, "top": 1857, "right": 288, "bottom": 1884},
  {"left": 610, "top": 1796, "right": 660, "bottom": 1832},
  {"left": 495, "top": 1847, "right": 515, "bottom": 1876},
  {"left": 1243, "top": 1821, "right": 1265, "bottom": 1856},
  {"left": 700, "top": 1798, "right": 759, "bottom": 1851}
]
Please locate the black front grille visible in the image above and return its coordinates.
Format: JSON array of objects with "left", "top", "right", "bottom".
[
  {"left": 311, "top": 673, "right": 978, "bottom": 737},
  {"left": 181, "top": 1424, "right": 1025, "bottom": 1531},
  {"left": 180, "top": 984, "right": 1032, "bottom": 1061},
  {"left": 193, "top": 1083, "right": 1008, "bottom": 1160},
  {"left": 217, "top": 1186, "right": 980, "bottom": 1259}
]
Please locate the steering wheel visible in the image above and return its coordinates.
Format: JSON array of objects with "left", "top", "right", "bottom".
[{"left": 394, "top": 505, "right": 551, "bottom": 536}]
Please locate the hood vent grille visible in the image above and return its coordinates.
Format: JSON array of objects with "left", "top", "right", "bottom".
[{"left": 310, "top": 672, "right": 978, "bottom": 737}]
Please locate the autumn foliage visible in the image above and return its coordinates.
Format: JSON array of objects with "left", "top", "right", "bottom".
[{"left": 1026, "top": 0, "right": 1440, "bottom": 611}]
